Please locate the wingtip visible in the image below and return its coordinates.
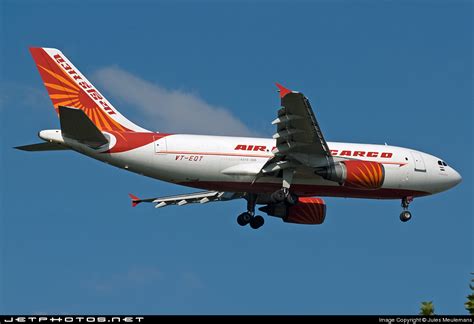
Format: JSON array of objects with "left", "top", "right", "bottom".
[
  {"left": 128, "top": 193, "right": 140, "bottom": 207},
  {"left": 275, "top": 83, "right": 292, "bottom": 98}
]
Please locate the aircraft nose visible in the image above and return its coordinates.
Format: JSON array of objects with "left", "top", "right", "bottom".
[{"left": 450, "top": 168, "right": 462, "bottom": 187}]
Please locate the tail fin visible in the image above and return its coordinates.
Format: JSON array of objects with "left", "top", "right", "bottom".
[{"left": 29, "top": 47, "right": 149, "bottom": 133}]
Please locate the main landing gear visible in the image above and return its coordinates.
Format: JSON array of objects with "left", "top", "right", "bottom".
[
  {"left": 270, "top": 188, "right": 298, "bottom": 205},
  {"left": 237, "top": 193, "right": 265, "bottom": 229},
  {"left": 399, "top": 196, "right": 413, "bottom": 222},
  {"left": 270, "top": 168, "right": 298, "bottom": 205},
  {"left": 238, "top": 169, "right": 297, "bottom": 229}
]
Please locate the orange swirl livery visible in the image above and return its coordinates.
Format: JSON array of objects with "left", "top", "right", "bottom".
[
  {"left": 29, "top": 47, "right": 148, "bottom": 133},
  {"left": 285, "top": 198, "right": 326, "bottom": 224},
  {"left": 343, "top": 160, "right": 385, "bottom": 190}
]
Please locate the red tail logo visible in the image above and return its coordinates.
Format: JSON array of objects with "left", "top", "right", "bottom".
[{"left": 29, "top": 47, "right": 147, "bottom": 133}]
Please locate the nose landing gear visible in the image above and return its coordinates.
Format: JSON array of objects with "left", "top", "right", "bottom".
[
  {"left": 399, "top": 196, "right": 413, "bottom": 222},
  {"left": 400, "top": 210, "right": 412, "bottom": 222}
]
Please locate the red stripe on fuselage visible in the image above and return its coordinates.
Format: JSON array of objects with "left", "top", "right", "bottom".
[
  {"left": 154, "top": 150, "right": 407, "bottom": 165},
  {"left": 156, "top": 150, "right": 273, "bottom": 158}
]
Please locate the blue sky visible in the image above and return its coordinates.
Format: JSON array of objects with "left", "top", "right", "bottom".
[{"left": 1, "top": 0, "right": 472, "bottom": 315}]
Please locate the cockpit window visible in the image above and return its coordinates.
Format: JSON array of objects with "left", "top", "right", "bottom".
[
  {"left": 442, "top": 162, "right": 447, "bottom": 166},
  {"left": 438, "top": 160, "right": 448, "bottom": 167}
]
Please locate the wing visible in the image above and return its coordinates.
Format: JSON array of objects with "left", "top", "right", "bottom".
[
  {"left": 129, "top": 191, "right": 243, "bottom": 208},
  {"left": 262, "top": 83, "right": 332, "bottom": 173}
]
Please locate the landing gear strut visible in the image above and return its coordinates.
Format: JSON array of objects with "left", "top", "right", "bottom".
[
  {"left": 271, "top": 169, "right": 298, "bottom": 205},
  {"left": 236, "top": 193, "right": 265, "bottom": 229},
  {"left": 399, "top": 196, "right": 413, "bottom": 222}
]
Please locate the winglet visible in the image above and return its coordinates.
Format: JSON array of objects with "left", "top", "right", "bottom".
[
  {"left": 275, "top": 83, "right": 292, "bottom": 98},
  {"left": 129, "top": 193, "right": 141, "bottom": 207}
]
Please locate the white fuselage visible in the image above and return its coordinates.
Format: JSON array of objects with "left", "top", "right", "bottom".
[{"left": 40, "top": 130, "right": 462, "bottom": 199}]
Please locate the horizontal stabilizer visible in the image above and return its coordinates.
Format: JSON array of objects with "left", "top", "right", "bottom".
[
  {"left": 14, "top": 142, "right": 70, "bottom": 151},
  {"left": 59, "top": 106, "right": 108, "bottom": 148}
]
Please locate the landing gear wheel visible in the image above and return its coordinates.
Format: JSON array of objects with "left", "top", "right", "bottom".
[
  {"left": 286, "top": 193, "right": 298, "bottom": 206},
  {"left": 250, "top": 215, "right": 265, "bottom": 229},
  {"left": 271, "top": 189, "right": 298, "bottom": 205},
  {"left": 399, "top": 211, "right": 412, "bottom": 222},
  {"left": 271, "top": 189, "right": 287, "bottom": 203},
  {"left": 400, "top": 196, "right": 413, "bottom": 223},
  {"left": 237, "top": 212, "right": 252, "bottom": 226}
]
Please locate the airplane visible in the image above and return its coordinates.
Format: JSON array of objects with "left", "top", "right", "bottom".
[{"left": 16, "top": 47, "right": 462, "bottom": 229}]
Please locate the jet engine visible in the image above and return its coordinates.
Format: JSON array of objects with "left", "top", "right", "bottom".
[
  {"left": 316, "top": 160, "right": 385, "bottom": 190},
  {"left": 259, "top": 197, "right": 326, "bottom": 225}
]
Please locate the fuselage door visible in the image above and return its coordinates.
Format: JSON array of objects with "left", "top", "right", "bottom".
[
  {"left": 410, "top": 151, "right": 426, "bottom": 172},
  {"left": 153, "top": 136, "right": 167, "bottom": 153}
]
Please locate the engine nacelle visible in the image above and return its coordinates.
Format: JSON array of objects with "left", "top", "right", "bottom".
[
  {"left": 316, "top": 160, "right": 385, "bottom": 190},
  {"left": 259, "top": 197, "right": 326, "bottom": 225}
]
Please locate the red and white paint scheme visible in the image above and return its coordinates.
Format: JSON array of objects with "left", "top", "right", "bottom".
[{"left": 17, "top": 47, "right": 462, "bottom": 229}]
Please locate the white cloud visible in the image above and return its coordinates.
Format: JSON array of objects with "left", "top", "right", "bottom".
[
  {"left": 93, "top": 67, "right": 258, "bottom": 136},
  {"left": 0, "top": 82, "right": 50, "bottom": 111}
]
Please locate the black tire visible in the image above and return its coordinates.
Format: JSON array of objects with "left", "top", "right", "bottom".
[
  {"left": 271, "top": 189, "right": 286, "bottom": 203},
  {"left": 250, "top": 215, "right": 265, "bottom": 229},
  {"left": 237, "top": 212, "right": 252, "bottom": 226},
  {"left": 399, "top": 211, "right": 412, "bottom": 222},
  {"left": 286, "top": 193, "right": 298, "bottom": 205}
]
